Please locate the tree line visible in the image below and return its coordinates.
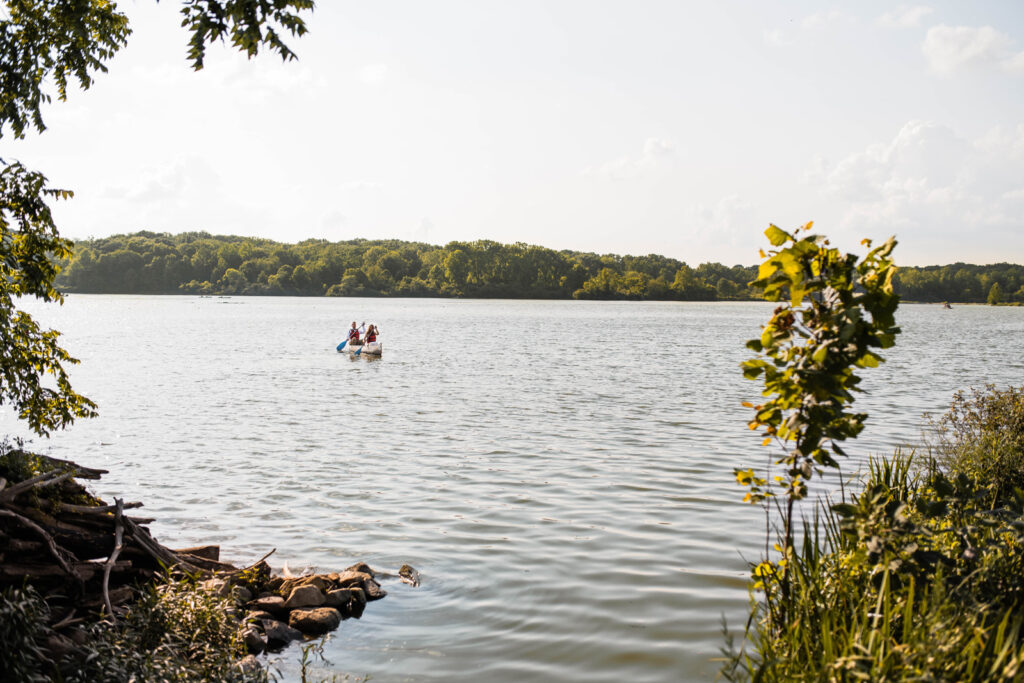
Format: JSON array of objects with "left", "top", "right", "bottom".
[{"left": 54, "top": 231, "right": 1024, "bottom": 303}]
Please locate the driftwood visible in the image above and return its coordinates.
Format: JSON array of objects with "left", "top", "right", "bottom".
[{"left": 101, "top": 498, "right": 124, "bottom": 621}]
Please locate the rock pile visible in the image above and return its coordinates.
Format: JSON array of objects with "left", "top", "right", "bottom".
[{"left": 208, "top": 562, "right": 388, "bottom": 654}]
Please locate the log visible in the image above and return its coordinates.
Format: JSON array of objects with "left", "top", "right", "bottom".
[
  {"left": 175, "top": 552, "right": 238, "bottom": 573},
  {"left": 58, "top": 502, "right": 143, "bottom": 515},
  {"left": 174, "top": 545, "right": 220, "bottom": 561}
]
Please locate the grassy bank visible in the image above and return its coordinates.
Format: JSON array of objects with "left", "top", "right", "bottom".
[{"left": 723, "top": 385, "right": 1024, "bottom": 681}]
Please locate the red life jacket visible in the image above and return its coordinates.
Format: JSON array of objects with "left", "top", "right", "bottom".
[
  {"left": 348, "top": 328, "right": 359, "bottom": 340},
  {"left": 366, "top": 331, "right": 377, "bottom": 342}
]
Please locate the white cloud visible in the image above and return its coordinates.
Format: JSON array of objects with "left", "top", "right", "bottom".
[
  {"left": 809, "top": 120, "right": 1024, "bottom": 256},
  {"left": 877, "top": 5, "right": 933, "bottom": 30},
  {"left": 921, "top": 25, "right": 1021, "bottom": 74},
  {"left": 358, "top": 63, "right": 389, "bottom": 84},
  {"left": 583, "top": 138, "right": 676, "bottom": 180}
]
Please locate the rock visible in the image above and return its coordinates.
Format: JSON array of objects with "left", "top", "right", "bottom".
[
  {"left": 234, "top": 586, "right": 253, "bottom": 603},
  {"left": 247, "top": 609, "right": 276, "bottom": 622},
  {"left": 262, "top": 619, "right": 303, "bottom": 646},
  {"left": 280, "top": 574, "right": 331, "bottom": 597},
  {"left": 324, "top": 588, "right": 356, "bottom": 608},
  {"left": 399, "top": 564, "right": 421, "bottom": 587},
  {"left": 345, "top": 562, "right": 374, "bottom": 577},
  {"left": 289, "top": 607, "right": 342, "bottom": 635},
  {"left": 284, "top": 584, "right": 325, "bottom": 610},
  {"left": 235, "top": 655, "right": 262, "bottom": 676},
  {"left": 349, "top": 587, "right": 367, "bottom": 606},
  {"left": 363, "top": 578, "right": 387, "bottom": 601},
  {"left": 264, "top": 576, "right": 284, "bottom": 593},
  {"left": 249, "top": 595, "right": 288, "bottom": 617},
  {"left": 241, "top": 627, "right": 266, "bottom": 655},
  {"left": 332, "top": 570, "right": 373, "bottom": 589}
]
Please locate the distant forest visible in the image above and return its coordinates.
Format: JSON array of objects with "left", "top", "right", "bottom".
[{"left": 54, "top": 232, "right": 1024, "bottom": 303}]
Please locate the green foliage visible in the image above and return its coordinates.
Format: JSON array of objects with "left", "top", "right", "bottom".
[
  {"left": 723, "top": 452, "right": 1024, "bottom": 681},
  {"left": 0, "top": 163, "right": 97, "bottom": 435},
  {"left": 989, "top": 281, "right": 1004, "bottom": 305},
  {"left": 0, "top": 585, "right": 53, "bottom": 683},
  {"left": 67, "top": 573, "right": 259, "bottom": 682},
  {"left": 0, "top": 576, "right": 264, "bottom": 682},
  {"left": 928, "top": 384, "right": 1024, "bottom": 503},
  {"left": 57, "top": 231, "right": 755, "bottom": 300},
  {"left": 738, "top": 223, "right": 899, "bottom": 507},
  {"left": 0, "top": 0, "right": 130, "bottom": 139},
  {"left": 180, "top": 0, "right": 314, "bottom": 70}
]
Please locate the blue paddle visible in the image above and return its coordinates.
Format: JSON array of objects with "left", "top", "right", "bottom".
[{"left": 336, "top": 340, "right": 347, "bottom": 351}]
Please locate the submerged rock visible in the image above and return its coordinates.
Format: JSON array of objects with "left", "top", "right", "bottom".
[{"left": 399, "top": 564, "right": 421, "bottom": 587}]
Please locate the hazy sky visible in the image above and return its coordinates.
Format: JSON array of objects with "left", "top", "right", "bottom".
[{"left": 8, "top": 1, "right": 1024, "bottom": 265}]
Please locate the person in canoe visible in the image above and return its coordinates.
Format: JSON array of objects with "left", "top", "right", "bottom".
[
  {"left": 365, "top": 324, "right": 378, "bottom": 343},
  {"left": 348, "top": 321, "right": 365, "bottom": 345}
]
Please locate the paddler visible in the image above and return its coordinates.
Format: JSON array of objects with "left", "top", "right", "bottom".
[{"left": 348, "top": 321, "right": 364, "bottom": 344}]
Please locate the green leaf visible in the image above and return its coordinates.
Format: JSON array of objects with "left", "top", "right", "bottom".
[{"left": 765, "top": 224, "right": 790, "bottom": 247}]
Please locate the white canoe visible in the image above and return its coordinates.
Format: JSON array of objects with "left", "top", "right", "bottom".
[{"left": 346, "top": 341, "right": 382, "bottom": 356}]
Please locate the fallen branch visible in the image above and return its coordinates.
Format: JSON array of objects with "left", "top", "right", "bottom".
[
  {"left": 58, "top": 501, "right": 143, "bottom": 515},
  {"left": 121, "top": 515, "right": 203, "bottom": 575},
  {"left": 102, "top": 498, "right": 125, "bottom": 622},
  {"left": 0, "top": 468, "right": 72, "bottom": 502}
]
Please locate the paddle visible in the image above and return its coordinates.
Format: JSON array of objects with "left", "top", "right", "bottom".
[{"left": 336, "top": 340, "right": 347, "bottom": 351}]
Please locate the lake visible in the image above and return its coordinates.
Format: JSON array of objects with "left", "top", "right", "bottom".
[{"left": 4, "top": 296, "right": 1023, "bottom": 681}]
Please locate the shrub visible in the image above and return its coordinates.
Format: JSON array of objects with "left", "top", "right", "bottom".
[{"left": 928, "top": 384, "right": 1024, "bottom": 503}]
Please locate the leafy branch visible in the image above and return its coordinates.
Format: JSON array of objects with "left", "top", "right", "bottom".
[{"left": 735, "top": 222, "right": 899, "bottom": 601}]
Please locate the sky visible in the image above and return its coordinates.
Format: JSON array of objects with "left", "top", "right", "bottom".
[{"left": 6, "top": 1, "right": 1024, "bottom": 266}]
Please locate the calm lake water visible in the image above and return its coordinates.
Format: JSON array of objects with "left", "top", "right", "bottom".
[{"left": 4, "top": 296, "right": 1023, "bottom": 681}]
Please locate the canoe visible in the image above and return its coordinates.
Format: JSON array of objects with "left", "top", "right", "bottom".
[{"left": 347, "top": 341, "right": 382, "bottom": 356}]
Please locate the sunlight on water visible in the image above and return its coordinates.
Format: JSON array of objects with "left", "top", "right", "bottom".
[{"left": 3, "top": 297, "right": 1023, "bottom": 681}]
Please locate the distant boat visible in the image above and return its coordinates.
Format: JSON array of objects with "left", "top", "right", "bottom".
[{"left": 943, "top": 302, "right": 952, "bottom": 309}]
